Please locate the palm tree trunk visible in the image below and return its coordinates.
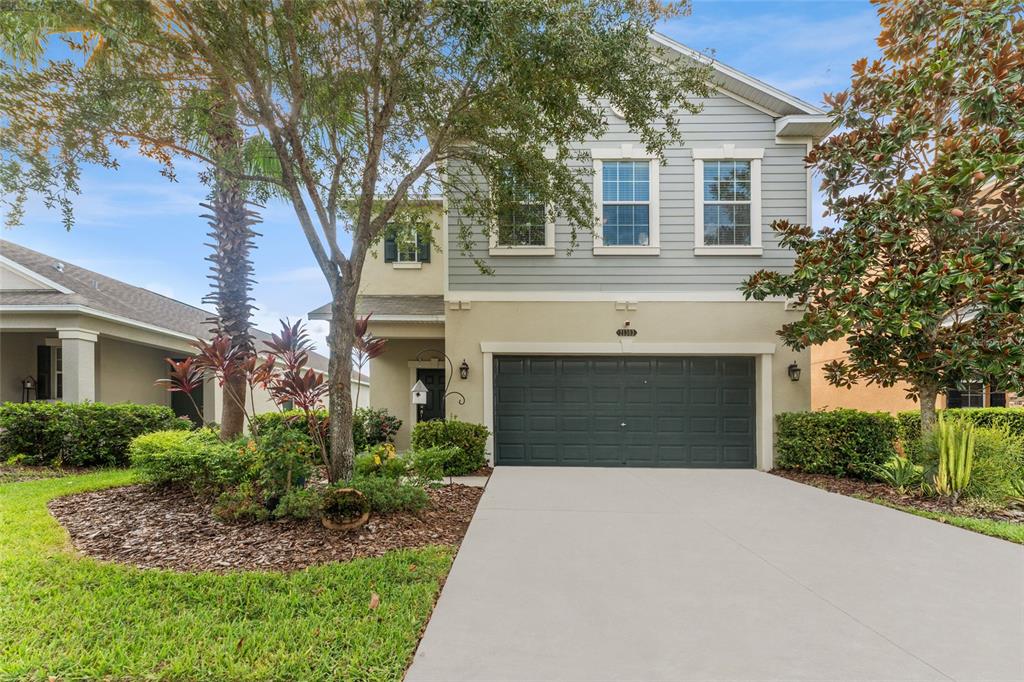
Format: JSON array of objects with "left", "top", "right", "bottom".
[{"left": 203, "top": 96, "right": 258, "bottom": 441}]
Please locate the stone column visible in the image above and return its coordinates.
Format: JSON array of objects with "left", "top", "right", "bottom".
[{"left": 57, "top": 328, "right": 98, "bottom": 403}]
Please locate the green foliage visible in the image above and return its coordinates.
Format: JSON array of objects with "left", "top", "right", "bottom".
[
  {"left": 966, "top": 427, "right": 1024, "bottom": 503},
  {"left": 130, "top": 430, "right": 249, "bottom": 491},
  {"left": 346, "top": 476, "right": 429, "bottom": 515},
  {"left": 212, "top": 481, "right": 270, "bottom": 522},
  {"left": 410, "top": 420, "right": 489, "bottom": 475},
  {"left": 254, "top": 425, "right": 314, "bottom": 502},
  {"left": 0, "top": 402, "right": 188, "bottom": 467},
  {"left": 871, "top": 456, "right": 923, "bottom": 494},
  {"left": 775, "top": 410, "right": 898, "bottom": 479},
  {"left": 408, "top": 447, "right": 458, "bottom": 482},
  {"left": 935, "top": 415, "right": 976, "bottom": 503},
  {"left": 899, "top": 409, "right": 1024, "bottom": 456},
  {"left": 321, "top": 486, "right": 370, "bottom": 524},
  {"left": 354, "top": 443, "right": 407, "bottom": 479},
  {"left": 352, "top": 407, "right": 402, "bottom": 453},
  {"left": 742, "top": 1, "right": 1024, "bottom": 420},
  {"left": 272, "top": 487, "right": 322, "bottom": 520}
]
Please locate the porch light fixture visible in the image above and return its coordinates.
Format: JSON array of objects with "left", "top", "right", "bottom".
[
  {"left": 459, "top": 360, "right": 469, "bottom": 380},
  {"left": 787, "top": 362, "right": 802, "bottom": 382}
]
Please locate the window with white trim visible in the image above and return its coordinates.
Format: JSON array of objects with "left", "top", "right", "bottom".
[
  {"left": 496, "top": 193, "right": 546, "bottom": 247},
  {"left": 703, "top": 160, "right": 752, "bottom": 246},
  {"left": 396, "top": 231, "right": 419, "bottom": 262},
  {"left": 693, "top": 147, "right": 763, "bottom": 255},
  {"left": 383, "top": 226, "right": 430, "bottom": 264},
  {"left": 602, "top": 161, "right": 651, "bottom": 246}
]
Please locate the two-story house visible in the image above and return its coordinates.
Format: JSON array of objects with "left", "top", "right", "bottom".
[{"left": 311, "top": 34, "right": 833, "bottom": 470}]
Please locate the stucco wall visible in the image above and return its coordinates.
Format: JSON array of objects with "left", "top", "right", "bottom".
[
  {"left": 360, "top": 206, "right": 444, "bottom": 297},
  {"left": 0, "top": 332, "right": 50, "bottom": 403},
  {"left": 96, "top": 337, "right": 171, "bottom": 406},
  {"left": 367, "top": 337, "right": 445, "bottom": 451}
]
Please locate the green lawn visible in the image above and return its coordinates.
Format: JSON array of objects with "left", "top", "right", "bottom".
[
  {"left": 0, "top": 470, "right": 454, "bottom": 681},
  {"left": 857, "top": 495, "right": 1024, "bottom": 544}
]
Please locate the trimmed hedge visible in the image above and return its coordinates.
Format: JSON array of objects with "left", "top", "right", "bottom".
[
  {"left": 897, "top": 408, "right": 1024, "bottom": 446},
  {"left": 775, "top": 409, "right": 898, "bottom": 479},
  {"left": 410, "top": 419, "right": 490, "bottom": 476},
  {"left": 0, "top": 402, "right": 190, "bottom": 467}
]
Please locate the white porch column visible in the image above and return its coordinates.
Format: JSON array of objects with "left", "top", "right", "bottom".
[{"left": 57, "top": 328, "right": 98, "bottom": 403}]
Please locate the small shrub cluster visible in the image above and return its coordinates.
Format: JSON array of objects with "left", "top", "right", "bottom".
[
  {"left": 0, "top": 402, "right": 189, "bottom": 467},
  {"left": 130, "top": 429, "right": 243, "bottom": 489},
  {"left": 775, "top": 409, "right": 898, "bottom": 479},
  {"left": 898, "top": 408, "right": 1024, "bottom": 460},
  {"left": 354, "top": 442, "right": 408, "bottom": 478},
  {"left": 912, "top": 421, "right": 1024, "bottom": 504},
  {"left": 410, "top": 419, "right": 489, "bottom": 475},
  {"left": 345, "top": 475, "right": 429, "bottom": 514},
  {"left": 251, "top": 407, "right": 402, "bottom": 462}
]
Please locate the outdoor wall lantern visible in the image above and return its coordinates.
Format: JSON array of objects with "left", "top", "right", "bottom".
[
  {"left": 459, "top": 360, "right": 469, "bottom": 380},
  {"left": 787, "top": 362, "right": 802, "bottom": 382},
  {"left": 21, "top": 376, "right": 36, "bottom": 403}
]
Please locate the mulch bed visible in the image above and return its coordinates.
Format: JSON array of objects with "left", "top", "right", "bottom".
[
  {"left": 48, "top": 483, "right": 484, "bottom": 573},
  {"left": 772, "top": 469, "right": 1024, "bottom": 524}
]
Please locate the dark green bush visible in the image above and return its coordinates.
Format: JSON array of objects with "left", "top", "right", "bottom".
[
  {"left": 775, "top": 409, "right": 898, "bottom": 479},
  {"left": 251, "top": 407, "right": 402, "bottom": 460},
  {"left": 130, "top": 429, "right": 246, "bottom": 489},
  {"left": 354, "top": 443, "right": 408, "bottom": 478},
  {"left": 0, "top": 402, "right": 189, "bottom": 467},
  {"left": 898, "top": 408, "right": 1024, "bottom": 444},
  {"left": 273, "top": 487, "right": 322, "bottom": 520},
  {"left": 346, "top": 476, "right": 429, "bottom": 514},
  {"left": 410, "top": 419, "right": 489, "bottom": 475},
  {"left": 410, "top": 446, "right": 470, "bottom": 480}
]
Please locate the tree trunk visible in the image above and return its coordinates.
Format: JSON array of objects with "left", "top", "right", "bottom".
[
  {"left": 327, "top": 286, "right": 358, "bottom": 483},
  {"left": 203, "top": 96, "right": 258, "bottom": 441},
  {"left": 918, "top": 381, "right": 940, "bottom": 435}
]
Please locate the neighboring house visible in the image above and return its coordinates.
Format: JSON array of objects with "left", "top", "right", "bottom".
[
  {"left": 312, "top": 34, "right": 833, "bottom": 470},
  {"left": 812, "top": 339, "right": 1023, "bottom": 413},
  {"left": 0, "top": 239, "right": 369, "bottom": 419}
]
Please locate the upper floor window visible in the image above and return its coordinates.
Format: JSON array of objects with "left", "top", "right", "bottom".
[
  {"left": 489, "top": 173, "right": 555, "bottom": 256},
  {"left": 693, "top": 146, "right": 763, "bottom": 256},
  {"left": 383, "top": 226, "right": 430, "bottom": 266},
  {"left": 591, "top": 146, "right": 660, "bottom": 255}
]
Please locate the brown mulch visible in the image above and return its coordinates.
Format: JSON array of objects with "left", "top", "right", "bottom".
[
  {"left": 48, "top": 483, "right": 484, "bottom": 573},
  {"left": 771, "top": 469, "right": 1024, "bottom": 523}
]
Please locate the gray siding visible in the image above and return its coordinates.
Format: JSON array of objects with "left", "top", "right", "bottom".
[{"left": 447, "top": 93, "right": 809, "bottom": 293}]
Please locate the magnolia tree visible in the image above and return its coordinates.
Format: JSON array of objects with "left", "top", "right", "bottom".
[
  {"left": 0, "top": 1, "right": 711, "bottom": 480},
  {"left": 743, "top": 0, "right": 1024, "bottom": 432}
]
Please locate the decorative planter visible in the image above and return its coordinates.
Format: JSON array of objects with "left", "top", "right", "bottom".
[{"left": 320, "top": 487, "right": 370, "bottom": 531}]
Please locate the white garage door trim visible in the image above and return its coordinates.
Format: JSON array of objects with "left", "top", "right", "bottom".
[{"left": 480, "top": 342, "right": 776, "bottom": 471}]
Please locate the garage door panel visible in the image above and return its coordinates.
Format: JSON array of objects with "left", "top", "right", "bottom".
[{"left": 493, "top": 356, "right": 755, "bottom": 468}]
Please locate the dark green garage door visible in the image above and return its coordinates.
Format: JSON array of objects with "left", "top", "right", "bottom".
[{"left": 493, "top": 356, "right": 756, "bottom": 468}]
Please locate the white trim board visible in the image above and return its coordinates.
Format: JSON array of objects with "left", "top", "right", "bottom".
[
  {"left": 0, "top": 304, "right": 198, "bottom": 343},
  {"left": 0, "top": 256, "right": 74, "bottom": 294},
  {"left": 446, "top": 291, "right": 786, "bottom": 303},
  {"left": 479, "top": 341, "right": 776, "bottom": 356}
]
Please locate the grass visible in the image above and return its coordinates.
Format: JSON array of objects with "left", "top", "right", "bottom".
[
  {"left": 0, "top": 470, "right": 454, "bottom": 681},
  {"left": 856, "top": 495, "right": 1024, "bottom": 545}
]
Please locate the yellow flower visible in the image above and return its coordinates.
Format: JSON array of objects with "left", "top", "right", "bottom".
[{"left": 373, "top": 454, "right": 382, "bottom": 466}]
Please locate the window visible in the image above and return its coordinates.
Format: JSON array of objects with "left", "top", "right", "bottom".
[
  {"left": 693, "top": 146, "right": 763, "bottom": 255},
  {"left": 602, "top": 161, "right": 650, "bottom": 246},
  {"left": 383, "top": 227, "right": 430, "bottom": 266},
  {"left": 490, "top": 174, "right": 554, "bottom": 255},
  {"left": 703, "top": 160, "right": 751, "bottom": 246},
  {"left": 591, "top": 147, "right": 660, "bottom": 255}
]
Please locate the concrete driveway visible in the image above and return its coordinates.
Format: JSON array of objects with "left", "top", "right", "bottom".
[{"left": 407, "top": 468, "right": 1024, "bottom": 681}]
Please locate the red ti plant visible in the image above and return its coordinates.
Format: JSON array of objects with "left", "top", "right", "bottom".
[
  {"left": 352, "top": 314, "right": 385, "bottom": 410},
  {"left": 156, "top": 357, "right": 205, "bottom": 425},
  {"left": 257, "top": 320, "right": 331, "bottom": 474}
]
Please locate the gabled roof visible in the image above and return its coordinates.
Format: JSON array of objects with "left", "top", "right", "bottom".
[
  {"left": 310, "top": 295, "right": 445, "bottom": 323},
  {"left": 0, "top": 239, "right": 354, "bottom": 379},
  {"left": 649, "top": 33, "right": 834, "bottom": 138}
]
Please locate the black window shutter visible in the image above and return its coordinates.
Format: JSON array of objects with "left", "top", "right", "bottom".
[
  {"left": 383, "top": 234, "right": 397, "bottom": 262},
  {"left": 417, "top": 236, "right": 431, "bottom": 263},
  {"left": 989, "top": 388, "right": 1006, "bottom": 408},
  {"left": 946, "top": 389, "right": 962, "bottom": 409},
  {"left": 36, "top": 346, "right": 51, "bottom": 400}
]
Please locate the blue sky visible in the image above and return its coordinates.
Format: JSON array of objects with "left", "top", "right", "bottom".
[{"left": 3, "top": 0, "right": 880, "bottom": 352}]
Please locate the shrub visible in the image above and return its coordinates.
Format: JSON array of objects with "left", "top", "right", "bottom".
[
  {"left": 898, "top": 408, "right": 1024, "bottom": 456},
  {"left": 775, "top": 409, "right": 898, "bottom": 479},
  {"left": 871, "top": 456, "right": 923, "bottom": 494},
  {"left": 966, "top": 426, "right": 1024, "bottom": 503},
  {"left": 0, "top": 402, "right": 189, "bottom": 467},
  {"left": 410, "top": 419, "right": 489, "bottom": 475},
  {"left": 410, "top": 446, "right": 468, "bottom": 480},
  {"left": 213, "top": 481, "right": 270, "bottom": 522},
  {"left": 353, "top": 407, "right": 402, "bottom": 452},
  {"left": 935, "top": 415, "right": 976, "bottom": 504},
  {"left": 354, "top": 443, "right": 407, "bottom": 478},
  {"left": 273, "top": 487, "right": 323, "bottom": 520},
  {"left": 129, "top": 429, "right": 233, "bottom": 488},
  {"left": 346, "top": 475, "right": 429, "bottom": 514},
  {"left": 255, "top": 426, "right": 314, "bottom": 502}
]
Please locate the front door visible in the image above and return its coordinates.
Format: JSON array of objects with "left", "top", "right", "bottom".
[{"left": 416, "top": 368, "right": 446, "bottom": 422}]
